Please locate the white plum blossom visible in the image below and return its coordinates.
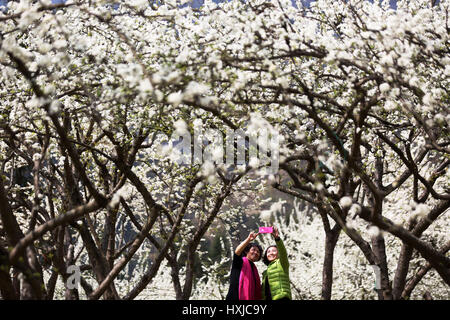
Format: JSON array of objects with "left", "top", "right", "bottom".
[
  {"left": 367, "top": 226, "right": 381, "bottom": 238},
  {"left": 173, "top": 119, "right": 188, "bottom": 136},
  {"left": 379, "top": 83, "right": 390, "bottom": 93},
  {"left": 167, "top": 91, "right": 184, "bottom": 107},
  {"left": 339, "top": 196, "right": 353, "bottom": 209},
  {"left": 138, "top": 78, "right": 153, "bottom": 94},
  {"left": 184, "top": 81, "right": 209, "bottom": 100},
  {"left": 200, "top": 160, "right": 215, "bottom": 178},
  {"left": 413, "top": 203, "right": 430, "bottom": 218},
  {"left": 48, "top": 100, "right": 62, "bottom": 115}
]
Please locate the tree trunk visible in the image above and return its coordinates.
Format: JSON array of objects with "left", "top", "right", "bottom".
[
  {"left": 0, "top": 248, "right": 18, "bottom": 299},
  {"left": 392, "top": 244, "right": 414, "bottom": 299},
  {"left": 401, "top": 241, "right": 450, "bottom": 299},
  {"left": 321, "top": 225, "right": 341, "bottom": 300},
  {"left": 182, "top": 246, "right": 197, "bottom": 300},
  {"left": 0, "top": 178, "right": 45, "bottom": 299},
  {"left": 371, "top": 233, "right": 393, "bottom": 300},
  {"left": 73, "top": 220, "right": 119, "bottom": 299},
  {"left": 167, "top": 252, "right": 184, "bottom": 300},
  {"left": 102, "top": 207, "right": 118, "bottom": 270}
]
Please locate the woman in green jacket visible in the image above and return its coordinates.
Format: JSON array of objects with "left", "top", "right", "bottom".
[{"left": 261, "top": 226, "right": 292, "bottom": 300}]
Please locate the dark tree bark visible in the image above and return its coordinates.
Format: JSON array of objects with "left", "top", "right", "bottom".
[
  {"left": 371, "top": 233, "right": 393, "bottom": 300},
  {"left": 0, "top": 176, "right": 45, "bottom": 299},
  {"left": 0, "top": 247, "right": 18, "bottom": 299},
  {"left": 321, "top": 224, "right": 341, "bottom": 300},
  {"left": 401, "top": 241, "right": 450, "bottom": 299}
]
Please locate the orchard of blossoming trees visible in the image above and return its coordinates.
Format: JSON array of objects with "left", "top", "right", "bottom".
[{"left": 0, "top": 0, "right": 448, "bottom": 300}]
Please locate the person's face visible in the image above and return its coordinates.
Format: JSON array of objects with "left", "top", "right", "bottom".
[
  {"left": 266, "top": 246, "right": 278, "bottom": 263},
  {"left": 246, "top": 246, "right": 260, "bottom": 262}
]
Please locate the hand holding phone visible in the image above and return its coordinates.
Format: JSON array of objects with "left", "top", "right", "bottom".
[{"left": 259, "top": 226, "right": 273, "bottom": 234}]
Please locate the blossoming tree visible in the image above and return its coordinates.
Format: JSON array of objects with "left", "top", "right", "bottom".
[
  {"left": 0, "top": 0, "right": 448, "bottom": 300},
  {"left": 0, "top": 0, "right": 260, "bottom": 300}
]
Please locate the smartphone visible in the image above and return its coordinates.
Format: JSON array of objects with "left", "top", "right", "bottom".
[{"left": 259, "top": 226, "right": 273, "bottom": 234}]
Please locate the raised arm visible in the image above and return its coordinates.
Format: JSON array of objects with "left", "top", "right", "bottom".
[
  {"left": 272, "top": 227, "right": 289, "bottom": 270},
  {"left": 235, "top": 232, "right": 259, "bottom": 256}
]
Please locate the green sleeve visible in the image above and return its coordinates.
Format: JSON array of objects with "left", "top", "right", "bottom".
[{"left": 276, "top": 238, "right": 289, "bottom": 271}]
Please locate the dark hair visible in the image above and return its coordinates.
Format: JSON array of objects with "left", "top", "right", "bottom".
[
  {"left": 242, "top": 243, "right": 263, "bottom": 262},
  {"left": 263, "top": 245, "right": 277, "bottom": 266}
]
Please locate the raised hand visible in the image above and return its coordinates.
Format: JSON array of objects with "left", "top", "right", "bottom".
[
  {"left": 248, "top": 231, "right": 259, "bottom": 241},
  {"left": 235, "top": 231, "right": 260, "bottom": 256},
  {"left": 271, "top": 226, "right": 279, "bottom": 239}
]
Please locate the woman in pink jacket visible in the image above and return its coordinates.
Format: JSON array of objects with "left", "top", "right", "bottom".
[{"left": 226, "top": 232, "right": 263, "bottom": 300}]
